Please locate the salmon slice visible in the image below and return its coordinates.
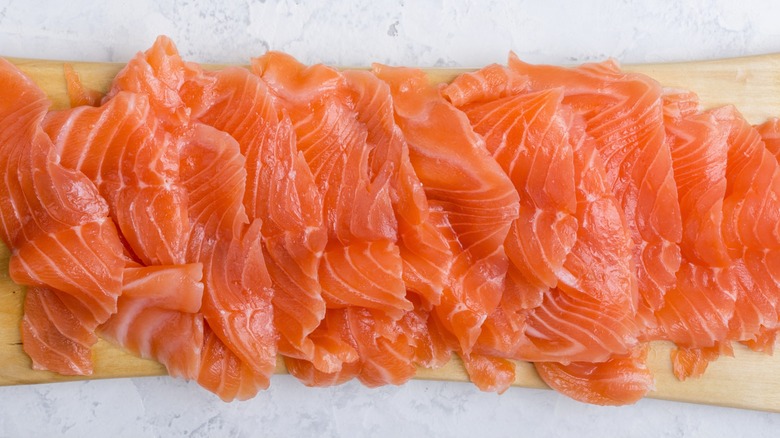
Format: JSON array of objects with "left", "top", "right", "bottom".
[
  {"left": 461, "top": 353, "right": 517, "bottom": 394},
  {"left": 100, "top": 263, "right": 204, "bottom": 379},
  {"left": 187, "top": 66, "right": 345, "bottom": 371},
  {"left": 20, "top": 287, "right": 98, "bottom": 375},
  {"left": 63, "top": 64, "right": 103, "bottom": 107},
  {"left": 535, "top": 345, "right": 653, "bottom": 405},
  {"left": 197, "top": 323, "right": 270, "bottom": 402},
  {"left": 106, "top": 36, "right": 212, "bottom": 129},
  {"left": 456, "top": 87, "right": 578, "bottom": 310},
  {"left": 443, "top": 63, "right": 529, "bottom": 107},
  {"left": 43, "top": 91, "right": 189, "bottom": 266},
  {"left": 527, "top": 114, "right": 646, "bottom": 403},
  {"left": 44, "top": 69, "right": 210, "bottom": 379},
  {"left": 514, "top": 113, "right": 638, "bottom": 361},
  {"left": 671, "top": 343, "right": 733, "bottom": 381},
  {"left": 656, "top": 93, "right": 780, "bottom": 376},
  {"left": 396, "top": 294, "right": 453, "bottom": 368},
  {"left": 106, "top": 37, "right": 278, "bottom": 388},
  {"left": 445, "top": 65, "right": 637, "bottom": 356},
  {"left": 283, "top": 311, "right": 363, "bottom": 387},
  {"left": 509, "top": 55, "right": 682, "bottom": 324},
  {"left": 180, "top": 123, "right": 277, "bottom": 380},
  {"left": 373, "top": 64, "right": 520, "bottom": 355}
]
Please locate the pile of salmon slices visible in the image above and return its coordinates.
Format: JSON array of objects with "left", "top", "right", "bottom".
[{"left": 2, "top": 36, "right": 780, "bottom": 405}]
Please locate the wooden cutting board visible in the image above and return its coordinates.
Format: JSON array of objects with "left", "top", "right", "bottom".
[{"left": 2, "top": 55, "right": 780, "bottom": 412}]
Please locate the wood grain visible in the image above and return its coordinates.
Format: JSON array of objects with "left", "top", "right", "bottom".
[{"left": 2, "top": 54, "right": 780, "bottom": 412}]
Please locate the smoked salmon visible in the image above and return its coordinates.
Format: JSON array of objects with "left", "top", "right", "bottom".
[{"left": 4, "top": 36, "right": 780, "bottom": 407}]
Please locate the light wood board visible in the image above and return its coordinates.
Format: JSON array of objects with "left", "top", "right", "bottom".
[{"left": 2, "top": 55, "right": 780, "bottom": 412}]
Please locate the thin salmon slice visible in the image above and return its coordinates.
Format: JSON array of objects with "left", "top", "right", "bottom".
[
  {"left": 0, "top": 59, "right": 125, "bottom": 321},
  {"left": 285, "top": 307, "right": 417, "bottom": 387},
  {"left": 443, "top": 63, "right": 530, "bottom": 107},
  {"left": 499, "top": 112, "right": 640, "bottom": 399},
  {"left": 461, "top": 353, "right": 517, "bottom": 394},
  {"left": 535, "top": 345, "right": 653, "bottom": 405},
  {"left": 100, "top": 263, "right": 204, "bottom": 379},
  {"left": 373, "top": 64, "right": 520, "bottom": 355},
  {"left": 254, "top": 54, "right": 422, "bottom": 386},
  {"left": 455, "top": 86, "right": 578, "bottom": 310},
  {"left": 656, "top": 93, "right": 780, "bottom": 377},
  {"left": 396, "top": 294, "right": 453, "bottom": 368},
  {"left": 106, "top": 36, "right": 211, "bottom": 129},
  {"left": 63, "top": 64, "right": 103, "bottom": 107},
  {"left": 197, "top": 323, "right": 271, "bottom": 401},
  {"left": 720, "top": 108, "right": 780, "bottom": 350},
  {"left": 671, "top": 343, "right": 733, "bottom": 381},
  {"left": 21, "top": 286, "right": 98, "bottom": 375},
  {"left": 283, "top": 309, "right": 363, "bottom": 387},
  {"left": 509, "top": 55, "right": 682, "bottom": 326},
  {"left": 44, "top": 49, "right": 212, "bottom": 380}
]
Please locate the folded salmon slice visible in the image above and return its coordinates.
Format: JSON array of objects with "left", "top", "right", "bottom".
[
  {"left": 0, "top": 58, "right": 126, "bottom": 374},
  {"left": 63, "top": 64, "right": 103, "bottom": 107},
  {"left": 100, "top": 263, "right": 204, "bottom": 379},
  {"left": 373, "top": 65, "right": 520, "bottom": 356},
  {"left": 106, "top": 36, "right": 211, "bottom": 129},
  {"left": 535, "top": 345, "right": 653, "bottom": 405},
  {"left": 197, "top": 323, "right": 271, "bottom": 401}
]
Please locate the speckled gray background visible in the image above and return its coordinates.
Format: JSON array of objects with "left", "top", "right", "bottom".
[{"left": 1, "top": 1, "right": 780, "bottom": 436}]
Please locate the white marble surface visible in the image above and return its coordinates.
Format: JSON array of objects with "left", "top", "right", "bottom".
[{"left": 2, "top": 0, "right": 780, "bottom": 436}]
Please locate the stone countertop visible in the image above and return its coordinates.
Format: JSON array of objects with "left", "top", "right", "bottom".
[{"left": 2, "top": 1, "right": 780, "bottom": 436}]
